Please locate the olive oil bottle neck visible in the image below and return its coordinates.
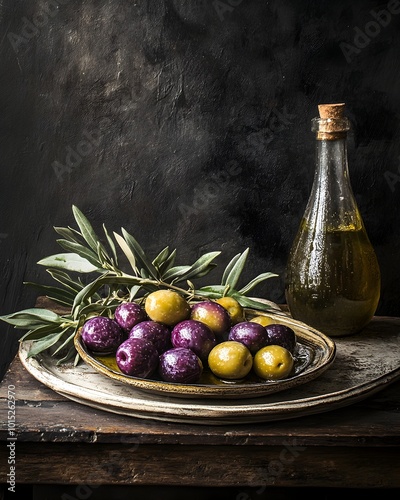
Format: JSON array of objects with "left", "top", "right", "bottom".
[
  {"left": 304, "top": 136, "right": 362, "bottom": 231},
  {"left": 315, "top": 138, "right": 350, "bottom": 188}
]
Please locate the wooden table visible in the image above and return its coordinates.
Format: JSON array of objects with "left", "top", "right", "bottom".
[{"left": 1, "top": 316, "right": 400, "bottom": 497}]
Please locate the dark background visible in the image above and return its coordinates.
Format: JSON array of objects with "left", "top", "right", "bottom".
[{"left": 1, "top": 0, "right": 400, "bottom": 378}]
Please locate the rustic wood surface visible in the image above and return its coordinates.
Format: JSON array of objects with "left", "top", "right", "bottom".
[{"left": 1, "top": 316, "right": 400, "bottom": 488}]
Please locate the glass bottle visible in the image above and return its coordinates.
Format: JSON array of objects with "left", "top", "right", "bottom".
[{"left": 285, "top": 103, "right": 381, "bottom": 337}]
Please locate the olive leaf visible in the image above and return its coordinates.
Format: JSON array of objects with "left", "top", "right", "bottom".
[
  {"left": 37, "top": 253, "right": 101, "bottom": 273},
  {"left": 26, "top": 329, "right": 70, "bottom": 358},
  {"left": 163, "top": 265, "right": 192, "bottom": 281},
  {"left": 54, "top": 226, "right": 84, "bottom": 244},
  {"left": 0, "top": 308, "right": 62, "bottom": 328},
  {"left": 159, "top": 248, "right": 177, "bottom": 275},
  {"left": 52, "top": 329, "right": 76, "bottom": 356},
  {"left": 195, "top": 250, "right": 278, "bottom": 306},
  {"left": 20, "top": 323, "right": 62, "bottom": 342},
  {"left": 56, "top": 239, "right": 101, "bottom": 268},
  {"left": 121, "top": 228, "right": 158, "bottom": 279},
  {"left": 113, "top": 231, "right": 138, "bottom": 273},
  {"left": 56, "top": 345, "right": 79, "bottom": 365},
  {"left": 231, "top": 294, "right": 282, "bottom": 312},
  {"left": 222, "top": 248, "right": 249, "bottom": 290},
  {"left": 178, "top": 252, "right": 221, "bottom": 282},
  {"left": 152, "top": 246, "right": 170, "bottom": 269},
  {"left": 221, "top": 253, "right": 241, "bottom": 285},
  {"left": 196, "top": 285, "right": 226, "bottom": 298},
  {"left": 46, "top": 269, "right": 85, "bottom": 294},
  {"left": 72, "top": 205, "right": 101, "bottom": 253},
  {"left": 238, "top": 272, "right": 279, "bottom": 295},
  {"left": 23, "top": 282, "right": 76, "bottom": 308},
  {"left": 103, "top": 224, "right": 118, "bottom": 267}
]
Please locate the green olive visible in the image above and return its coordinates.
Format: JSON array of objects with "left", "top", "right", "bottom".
[
  {"left": 250, "top": 315, "right": 275, "bottom": 327},
  {"left": 214, "top": 297, "right": 245, "bottom": 325},
  {"left": 144, "top": 290, "right": 190, "bottom": 327},
  {"left": 208, "top": 341, "right": 253, "bottom": 380},
  {"left": 253, "top": 345, "right": 294, "bottom": 380}
]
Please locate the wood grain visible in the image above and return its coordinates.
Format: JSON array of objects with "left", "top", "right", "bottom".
[{"left": 0, "top": 441, "right": 399, "bottom": 488}]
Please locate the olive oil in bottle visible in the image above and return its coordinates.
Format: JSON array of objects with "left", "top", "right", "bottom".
[{"left": 285, "top": 103, "right": 380, "bottom": 337}]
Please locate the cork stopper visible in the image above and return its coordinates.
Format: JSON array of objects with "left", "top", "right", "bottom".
[
  {"left": 312, "top": 102, "right": 350, "bottom": 139},
  {"left": 318, "top": 103, "right": 345, "bottom": 119}
]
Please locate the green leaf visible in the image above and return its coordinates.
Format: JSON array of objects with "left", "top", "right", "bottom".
[
  {"left": 238, "top": 272, "right": 279, "bottom": 295},
  {"left": 196, "top": 285, "right": 226, "bottom": 299},
  {"left": 52, "top": 329, "right": 76, "bottom": 355},
  {"left": 23, "top": 282, "right": 76, "bottom": 308},
  {"left": 129, "top": 285, "right": 141, "bottom": 301},
  {"left": 74, "top": 352, "right": 81, "bottom": 366},
  {"left": 232, "top": 294, "right": 282, "bottom": 312},
  {"left": 140, "top": 268, "right": 151, "bottom": 279},
  {"left": 163, "top": 265, "right": 192, "bottom": 281},
  {"left": 121, "top": 228, "right": 158, "bottom": 279},
  {"left": 152, "top": 246, "right": 169, "bottom": 269},
  {"left": 54, "top": 226, "right": 84, "bottom": 244},
  {"left": 0, "top": 308, "right": 62, "bottom": 325},
  {"left": 27, "top": 328, "right": 69, "bottom": 358},
  {"left": 56, "top": 345, "right": 78, "bottom": 365},
  {"left": 221, "top": 253, "right": 241, "bottom": 285},
  {"left": 192, "top": 263, "right": 217, "bottom": 279},
  {"left": 37, "top": 253, "right": 100, "bottom": 273},
  {"left": 77, "top": 302, "right": 118, "bottom": 318},
  {"left": 24, "top": 282, "right": 76, "bottom": 299},
  {"left": 179, "top": 252, "right": 221, "bottom": 281},
  {"left": 103, "top": 224, "right": 118, "bottom": 267},
  {"left": 222, "top": 248, "right": 249, "bottom": 290},
  {"left": 96, "top": 240, "right": 111, "bottom": 266},
  {"left": 159, "top": 248, "right": 177, "bottom": 275},
  {"left": 56, "top": 239, "right": 101, "bottom": 267},
  {"left": 113, "top": 232, "right": 138, "bottom": 273},
  {"left": 72, "top": 205, "right": 101, "bottom": 253},
  {"left": 27, "top": 330, "right": 68, "bottom": 358},
  {"left": 71, "top": 273, "right": 109, "bottom": 316},
  {"left": 67, "top": 226, "right": 85, "bottom": 239},
  {"left": 46, "top": 269, "right": 84, "bottom": 294},
  {"left": 20, "top": 323, "right": 62, "bottom": 341},
  {"left": 198, "top": 285, "right": 226, "bottom": 294}
]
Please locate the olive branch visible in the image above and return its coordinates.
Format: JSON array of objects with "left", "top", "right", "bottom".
[{"left": 0, "top": 205, "right": 280, "bottom": 364}]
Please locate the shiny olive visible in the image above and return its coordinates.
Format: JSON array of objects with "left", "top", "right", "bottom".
[{"left": 144, "top": 290, "right": 190, "bottom": 327}]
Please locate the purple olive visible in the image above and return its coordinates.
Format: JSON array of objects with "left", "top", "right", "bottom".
[
  {"left": 129, "top": 320, "right": 171, "bottom": 355},
  {"left": 264, "top": 324, "right": 297, "bottom": 354},
  {"left": 81, "top": 316, "right": 124, "bottom": 354},
  {"left": 114, "top": 302, "right": 147, "bottom": 332},
  {"left": 228, "top": 321, "right": 269, "bottom": 355},
  {"left": 116, "top": 338, "right": 159, "bottom": 378},
  {"left": 190, "top": 301, "right": 231, "bottom": 338},
  {"left": 171, "top": 319, "right": 216, "bottom": 362},
  {"left": 158, "top": 347, "right": 203, "bottom": 383}
]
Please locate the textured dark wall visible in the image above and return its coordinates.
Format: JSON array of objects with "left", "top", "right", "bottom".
[{"left": 1, "top": 0, "right": 400, "bottom": 377}]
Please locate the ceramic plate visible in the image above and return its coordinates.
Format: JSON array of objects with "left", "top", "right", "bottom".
[
  {"left": 18, "top": 316, "right": 400, "bottom": 424},
  {"left": 74, "top": 309, "right": 336, "bottom": 399}
]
